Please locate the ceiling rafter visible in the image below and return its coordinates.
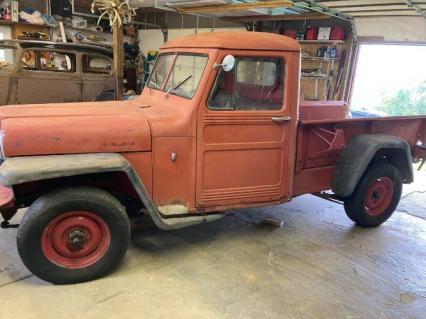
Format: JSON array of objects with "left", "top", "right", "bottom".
[
  {"left": 156, "top": 0, "right": 426, "bottom": 20},
  {"left": 176, "top": 0, "right": 292, "bottom": 14},
  {"left": 403, "top": 0, "right": 426, "bottom": 17},
  {"left": 222, "top": 12, "right": 331, "bottom": 21}
]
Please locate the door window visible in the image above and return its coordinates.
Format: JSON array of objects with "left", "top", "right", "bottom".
[
  {"left": 83, "top": 55, "right": 112, "bottom": 74},
  {"left": 20, "top": 50, "right": 75, "bottom": 72},
  {"left": 208, "top": 57, "right": 285, "bottom": 111}
]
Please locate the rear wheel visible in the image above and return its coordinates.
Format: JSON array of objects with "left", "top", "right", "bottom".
[
  {"left": 343, "top": 163, "right": 402, "bottom": 227},
  {"left": 17, "top": 187, "right": 130, "bottom": 284},
  {"left": 94, "top": 90, "right": 115, "bottom": 101}
]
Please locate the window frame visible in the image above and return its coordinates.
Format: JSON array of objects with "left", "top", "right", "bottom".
[
  {"left": 146, "top": 52, "right": 209, "bottom": 100},
  {"left": 0, "top": 45, "right": 18, "bottom": 65},
  {"left": 82, "top": 54, "right": 113, "bottom": 75},
  {"left": 207, "top": 55, "right": 286, "bottom": 112},
  {"left": 19, "top": 49, "right": 77, "bottom": 73},
  {"left": 146, "top": 52, "right": 177, "bottom": 92}
]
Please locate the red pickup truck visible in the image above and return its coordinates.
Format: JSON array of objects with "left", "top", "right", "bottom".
[{"left": 0, "top": 32, "right": 424, "bottom": 284}]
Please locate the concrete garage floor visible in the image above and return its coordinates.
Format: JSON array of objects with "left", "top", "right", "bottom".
[{"left": 0, "top": 169, "right": 425, "bottom": 319}]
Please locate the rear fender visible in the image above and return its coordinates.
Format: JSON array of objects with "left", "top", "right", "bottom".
[{"left": 332, "top": 134, "right": 413, "bottom": 198}]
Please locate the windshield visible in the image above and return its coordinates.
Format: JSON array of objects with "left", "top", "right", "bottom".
[
  {"left": 147, "top": 53, "right": 208, "bottom": 99},
  {"left": 0, "top": 46, "right": 18, "bottom": 68}
]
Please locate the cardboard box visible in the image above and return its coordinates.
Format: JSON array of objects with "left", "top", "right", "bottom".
[{"left": 318, "top": 27, "right": 331, "bottom": 40}]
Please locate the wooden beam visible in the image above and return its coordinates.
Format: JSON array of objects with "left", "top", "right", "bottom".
[
  {"left": 222, "top": 13, "right": 331, "bottom": 22},
  {"left": 112, "top": 22, "right": 124, "bottom": 101},
  {"left": 350, "top": 10, "right": 419, "bottom": 16},
  {"left": 317, "top": 0, "right": 407, "bottom": 7},
  {"left": 177, "top": 0, "right": 292, "bottom": 14},
  {"left": 338, "top": 5, "right": 415, "bottom": 12}
]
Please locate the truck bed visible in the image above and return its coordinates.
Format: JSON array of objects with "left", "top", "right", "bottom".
[{"left": 293, "top": 102, "right": 426, "bottom": 196}]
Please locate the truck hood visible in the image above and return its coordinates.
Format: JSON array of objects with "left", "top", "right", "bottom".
[{"left": 0, "top": 100, "right": 152, "bottom": 157}]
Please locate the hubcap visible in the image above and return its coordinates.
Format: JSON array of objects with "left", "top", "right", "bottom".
[
  {"left": 68, "top": 230, "right": 87, "bottom": 251},
  {"left": 364, "top": 177, "right": 394, "bottom": 216},
  {"left": 41, "top": 211, "right": 111, "bottom": 269}
]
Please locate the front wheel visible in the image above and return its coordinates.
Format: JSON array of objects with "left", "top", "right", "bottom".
[
  {"left": 343, "top": 163, "right": 402, "bottom": 227},
  {"left": 17, "top": 187, "right": 130, "bottom": 284}
]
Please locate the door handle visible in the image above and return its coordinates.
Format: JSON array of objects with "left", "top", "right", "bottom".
[{"left": 271, "top": 116, "right": 291, "bottom": 123}]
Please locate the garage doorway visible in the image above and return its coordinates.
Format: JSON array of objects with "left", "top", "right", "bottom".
[{"left": 351, "top": 44, "right": 426, "bottom": 117}]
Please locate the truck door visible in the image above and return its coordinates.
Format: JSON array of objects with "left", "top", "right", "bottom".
[
  {"left": 196, "top": 51, "right": 296, "bottom": 209},
  {"left": 17, "top": 49, "right": 81, "bottom": 104}
]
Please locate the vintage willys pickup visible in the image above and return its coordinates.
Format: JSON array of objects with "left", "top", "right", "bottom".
[
  {"left": 0, "top": 32, "right": 425, "bottom": 284},
  {"left": 0, "top": 40, "right": 114, "bottom": 105}
]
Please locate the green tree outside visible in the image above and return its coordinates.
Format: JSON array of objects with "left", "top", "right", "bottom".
[{"left": 378, "top": 80, "right": 426, "bottom": 116}]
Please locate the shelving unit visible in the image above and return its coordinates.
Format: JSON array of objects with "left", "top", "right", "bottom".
[
  {"left": 302, "top": 73, "right": 328, "bottom": 79},
  {"left": 300, "top": 38, "right": 349, "bottom": 101},
  {"left": 302, "top": 56, "right": 339, "bottom": 61},
  {"left": 299, "top": 40, "right": 345, "bottom": 44},
  {"left": 0, "top": 0, "right": 51, "bottom": 40}
]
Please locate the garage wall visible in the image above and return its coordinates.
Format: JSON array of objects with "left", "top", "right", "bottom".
[
  {"left": 138, "top": 27, "right": 245, "bottom": 54},
  {"left": 355, "top": 17, "right": 426, "bottom": 42}
]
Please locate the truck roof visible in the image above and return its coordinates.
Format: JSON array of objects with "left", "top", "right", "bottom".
[{"left": 161, "top": 31, "right": 301, "bottom": 52}]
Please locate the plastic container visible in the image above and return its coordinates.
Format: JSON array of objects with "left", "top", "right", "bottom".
[
  {"left": 330, "top": 26, "right": 345, "bottom": 40},
  {"left": 305, "top": 27, "right": 319, "bottom": 40},
  {"left": 283, "top": 29, "right": 298, "bottom": 39}
]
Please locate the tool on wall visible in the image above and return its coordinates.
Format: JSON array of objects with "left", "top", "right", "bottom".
[{"left": 333, "top": 49, "right": 347, "bottom": 100}]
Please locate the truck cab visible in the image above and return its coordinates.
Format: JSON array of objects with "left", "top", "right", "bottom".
[{"left": 140, "top": 32, "right": 301, "bottom": 213}]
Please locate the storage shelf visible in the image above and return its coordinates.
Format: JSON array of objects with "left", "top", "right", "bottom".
[
  {"left": 299, "top": 40, "right": 345, "bottom": 44},
  {"left": 302, "top": 74, "right": 328, "bottom": 79},
  {"left": 0, "top": 20, "right": 50, "bottom": 28},
  {"left": 302, "top": 57, "right": 339, "bottom": 62}
]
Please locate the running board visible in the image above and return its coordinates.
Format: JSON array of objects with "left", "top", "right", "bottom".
[{"left": 158, "top": 213, "right": 224, "bottom": 229}]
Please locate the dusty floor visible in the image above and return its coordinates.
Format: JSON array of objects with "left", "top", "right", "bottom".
[{"left": 0, "top": 170, "right": 425, "bottom": 319}]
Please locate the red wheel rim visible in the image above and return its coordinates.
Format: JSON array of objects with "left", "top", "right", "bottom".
[
  {"left": 41, "top": 211, "right": 111, "bottom": 269},
  {"left": 364, "top": 177, "right": 394, "bottom": 217}
]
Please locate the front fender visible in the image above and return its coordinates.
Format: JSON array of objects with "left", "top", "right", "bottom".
[
  {"left": 332, "top": 134, "right": 413, "bottom": 198},
  {"left": 0, "top": 153, "right": 222, "bottom": 230},
  {"left": 0, "top": 153, "right": 128, "bottom": 186}
]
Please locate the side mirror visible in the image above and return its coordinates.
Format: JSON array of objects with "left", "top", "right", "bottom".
[{"left": 214, "top": 55, "right": 235, "bottom": 72}]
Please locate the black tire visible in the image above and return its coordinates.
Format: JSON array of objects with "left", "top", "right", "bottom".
[
  {"left": 344, "top": 163, "right": 402, "bottom": 227},
  {"left": 17, "top": 187, "right": 130, "bottom": 284},
  {"left": 94, "top": 90, "right": 115, "bottom": 101}
]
